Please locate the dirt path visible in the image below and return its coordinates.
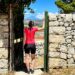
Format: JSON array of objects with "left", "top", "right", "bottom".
[{"left": 14, "top": 69, "right": 43, "bottom": 75}]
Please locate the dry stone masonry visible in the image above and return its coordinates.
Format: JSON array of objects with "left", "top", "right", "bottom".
[
  {"left": 49, "top": 14, "right": 75, "bottom": 69},
  {"left": 0, "top": 14, "right": 8, "bottom": 72}
]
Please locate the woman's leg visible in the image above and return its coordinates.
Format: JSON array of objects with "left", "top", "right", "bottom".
[
  {"left": 24, "top": 53, "right": 31, "bottom": 72},
  {"left": 30, "top": 54, "right": 36, "bottom": 70}
]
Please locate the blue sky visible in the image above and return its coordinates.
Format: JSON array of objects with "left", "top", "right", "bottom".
[{"left": 24, "top": 0, "right": 59, "bottom": 20}]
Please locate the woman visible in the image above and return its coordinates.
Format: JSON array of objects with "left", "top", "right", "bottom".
[{"left": 24, "top": 20, "right": 44, "bottom": 74}]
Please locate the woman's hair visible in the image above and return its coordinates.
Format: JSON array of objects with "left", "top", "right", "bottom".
[{"left": 28, "top": 20, "right": 34, "bottom": 28}]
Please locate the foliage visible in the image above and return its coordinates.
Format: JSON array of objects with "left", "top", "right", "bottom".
[
  {"left": 0, "top": 0, "right": 36, "bottom": 13},
  {"left": 55, "top": 0, "right": 75, "bottom": 13}
]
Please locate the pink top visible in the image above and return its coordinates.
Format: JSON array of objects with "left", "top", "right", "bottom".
[{"left": 24, "top": 27, "right": 38, "bottom": 44}]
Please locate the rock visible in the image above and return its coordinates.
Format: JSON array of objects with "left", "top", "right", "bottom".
[
  {"left": 49, "top": 27, "right": 65, "bottom": 35},
  {"left": 66, "top": 39, "right": 71, "bottom": 43},
  {"left": 65, "top": 14, "right": 72, "bottom": 22},
  {"left": 49, "top": 14, "right": 57, "bottom": 21},
  {"left": 67, "top": 58, "right": 74, "bottom": 64},
  {"left": 0, "top": 59, "right": 8, "bottom": 68},
  {"left": 49, "top": 47, "right": 57, "bottom": 52},
  {"left": 66, "top": 27, "right": 71, "bottom": 31},
  {"left": 49, "top": 35, "right": 65, "bottom": 43},
  {"left": 68, "top": 47, "right": 75, "bottom": 54},
  {"left": 66, "top": 35, "right": 72, "bottom": 39},
  {"left": 73, "top": 55, "right": 75, "bottom": 60},
  {"left": 49, "top": 52, "right": 60, "bottom": 58},
  {"left": 49, "top": 43, "right": 59, "bottom": 48},
  {"left": 73, "top": 14, "right": 75, "bottom": 21},
  {"left": 0, "top": 48, "right": 8, "bottom": 59},
  {"left": 59, "top": 22, "right": 64, "bottom": 26},
  {"left": 72, "top": 41, "right": 75, "bottom": 46},
  {"left": 60, "top": 45, "right": 67, "bottom": 53},
  {"left": 60, "top": 52, "right": 67, "bottom": 59},
  {"left": 49, "top": 21, "right": 59, "bottom": 26},
  {"left": 67, "top": 54, "right": 72, "bottom": 58}
]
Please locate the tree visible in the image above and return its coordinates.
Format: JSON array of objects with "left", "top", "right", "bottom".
[
  {"left": 0, "top": 0, "right": 36, "bottom": 71},
  {"left": 0, "top": 0, "right": 36, "bottom": 13},
  {"left": 55, "top": 0, "right": 75, "bottom": 13}
]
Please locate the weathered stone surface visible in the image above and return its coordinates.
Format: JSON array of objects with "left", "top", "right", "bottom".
[
  {"left": 66, "top": 39, "right": 71, "bottom": 43},
  {"left": 60, "top": 52, "right": 67, "bottom": 59},
  {"left": 49, "top": 47, "right": 57, "bottom": 52},
  {"left": 0, "top": 33, "right": 8, "bottom": 39},
  {"left": 49, "top": 21, "right": 59, "bottom": 26},
  {"left": 0, "top": 18, "right": 8, "bottom": 26},
  {"left": 49, "top": 52, "right": 60, "bottom": 58},
  {"left": 0, "top": 14, "right": 8, "bottom": 72},
  {"left": 67, "top": 54, "right": 72, "bottom": 58},
  {"left": 64, "top": 23, "right": 69, "bottom": 27},
  {"left": 71, "top": 30, "right": 75, "bottom": 35},
  {"left": 73, "top": 55, "right": 75, "bottom": 60},
  {"left": 73, "top": 14, "right": 75, "bottom": 21},
  {"left": 60, "top": 45, "right": 67, "bottom": 53},
  {"left": 67, "top": 58, "right": 74, "bottom": 64},
  {"left": 59, "top": 22, "right": 64, "bottom": 26},
  {"left": 64, "top": 14, "right": 72, "bottom": 22},
  {"left": 49, "top": 27, "right": 65, "bottom": 34},
  {"left": 49, "top": 14, "right": 57, "bottom": 21},
  {"left": 66, "top": 27, "right": 71, "bottom": 31},
  {"left": 0, "top": 39, "right": 8, "bottom": 47},
  {"left": 66, "top": 35, "right": 72, "bottom": 39},
  {"left": 0, "top": 59, "right": 8, "bottom": 68},
  {"left": 49, "top": 35, "right": 65, "bottom": 43},
  {"left": 68, "top": 47, "right": 75, "bottom": 54},
  {"left": 49, "top": 43, "right": 59, "bottom": 48},
  {"left": 72, "top": 41, "right": 75, "bottom": 46},
  {"left": 49, "top": 58, "right": 67, "bottom": 68},
  {"left": 0, "top": 48, "right": 8, "bottom": 59}
]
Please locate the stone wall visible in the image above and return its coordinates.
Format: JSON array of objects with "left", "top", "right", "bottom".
[
  {"left": 49, "top": 14, "right": 75, "bottom": 69},
  {"left": 0, "top": 14, "right": 8, "bottom": 72}
]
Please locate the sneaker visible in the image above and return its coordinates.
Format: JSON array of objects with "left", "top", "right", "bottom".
[
  {"left": 30, "top": 69, "right": 34, "bottom": 74},
  {"left": 27, "top": 70, "right": 30, "bottom": 74}
]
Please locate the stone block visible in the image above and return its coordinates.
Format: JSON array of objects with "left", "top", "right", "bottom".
[
  {"left": 66, "top": 27, "right": 71, "bottom": 31},
  {"left": 49, "top": 43, "right": 59, "bottom": 48},
  {"left": 49, "top": 47, "right": 57, "bottom": 52},
  {"left": 64, "top": 14, "right": 72, "bottom": 22},
  {"left": 49, "top": 21, "right": 59, "bottom": 26},
  {"left": 59, "top": 22, "right": 64, "bottom": 26},
  {"left": 0, "top": 59, "right": 8, "bottom": 68},
  {"left": 73, "top": 55, "right": 75, "bottom": 60},
  {"left": 49, "top": 14, "right": 57, "bottom": 21},
  {"left": 0, "top": 48, "right": 8, "bottom": 58},
  {"left": 64, "top": 22, "right": 69, "bottom": 27},
  {"left": 0, "top": 26, "right": 8, "bottom": 33},
  {"left": 73, "top": 14, "right": 75, "bottom": 21},
  {"left": 49, "top": 35, "right": 65, "bottom": 43},
  {"left": 49, "top": 52, "right": 60, "bottom": 58},
  {"left": 60, "top": 45, "right": 67, "bottom": 53},
  {"left": 60, "top": 52, "right": 67, "bottom": 59},
  {"left": 49, "top": 27, "right": 65, "bottom": 35},
  {"left": 49, "top": 58, "right": 67, "bottom": 68},
  {"left": 68, "top": 47, "right": 75, "bottom": 54},
  {"left": 72, "top": 41, "right": 75, "bottom": 47},
  {"left": 67, "top": 54, "right": 72, "bottom": 58},
  {"left": 0, "top": 18, "right": 8, "bottom": 26},
  {"left": 67, "top": 58, "right": 74, "bottom": 64},
  {"left": 0, "top": 39, "right": 8, "bottom": 47},
  {"left": 66, "top": 39, "right": 71, "bottom": 43}
]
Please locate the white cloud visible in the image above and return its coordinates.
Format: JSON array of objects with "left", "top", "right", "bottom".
[{"left": 36, "top": 13, "right": 44, "bottom": 19}]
